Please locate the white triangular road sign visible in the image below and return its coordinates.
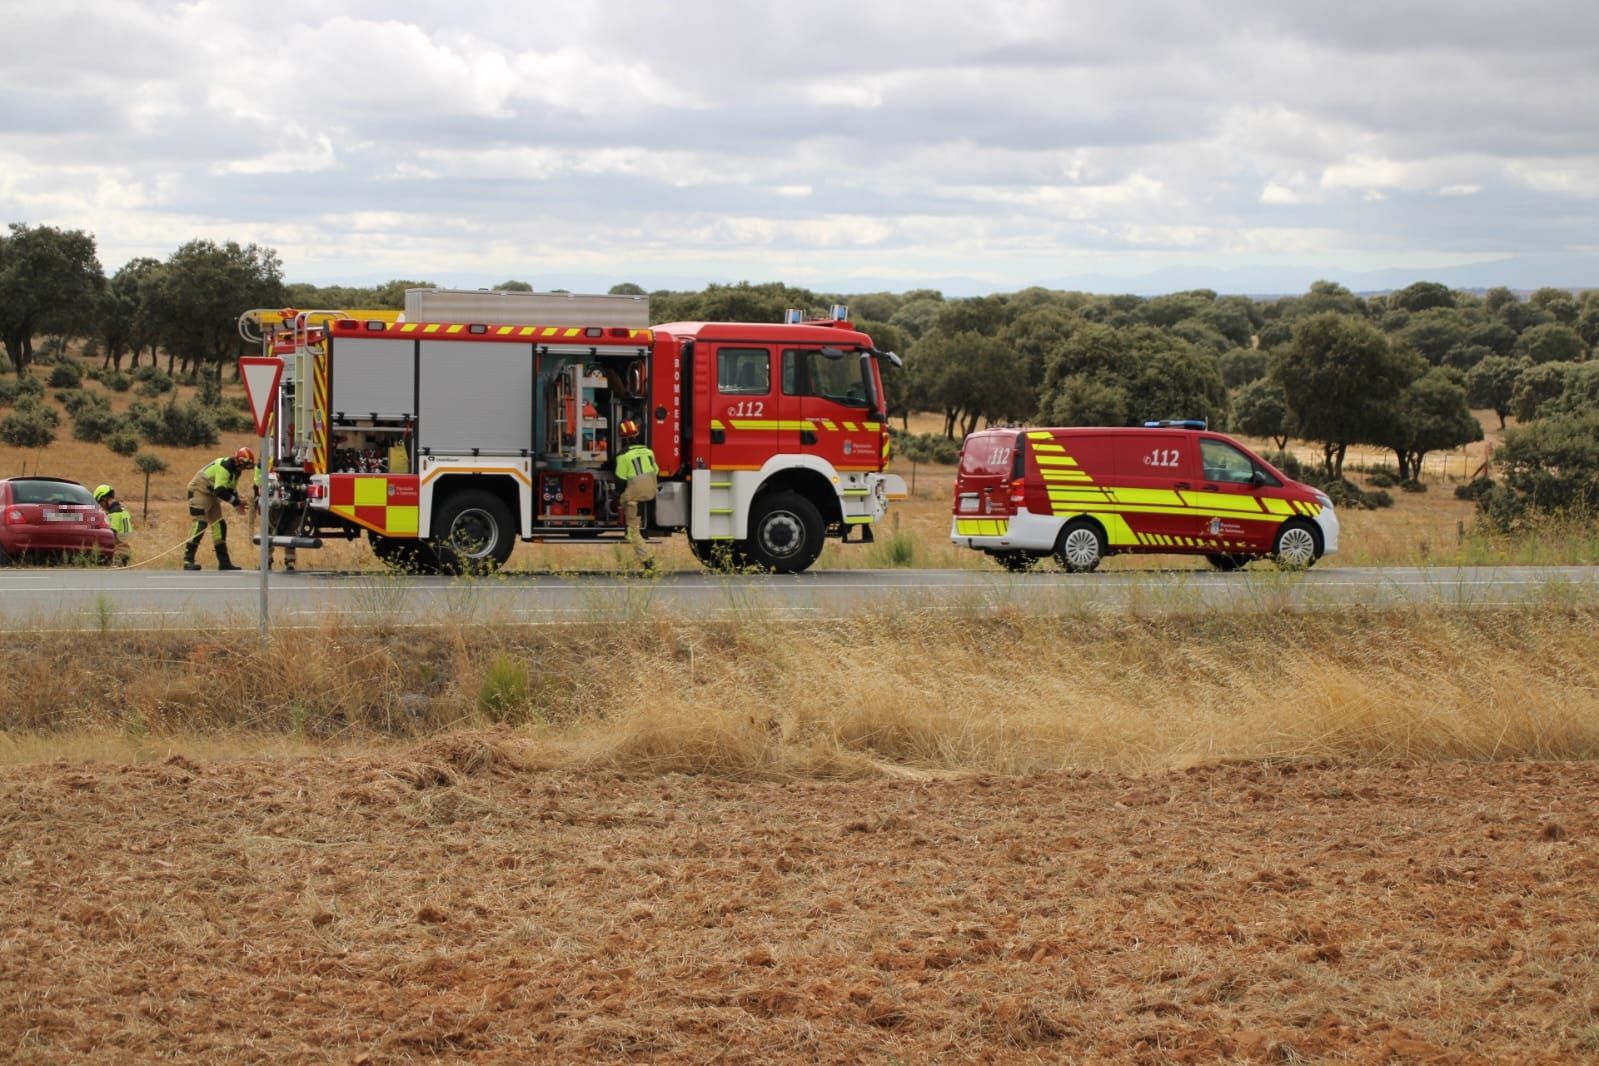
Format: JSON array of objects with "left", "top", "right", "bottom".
[{"left": 239, "top": 357, "right": 285, "bottom": 437}]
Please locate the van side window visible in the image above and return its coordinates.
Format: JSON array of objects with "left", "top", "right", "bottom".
[
  {"left": 1201, "top": 438, "right": 1262, "bottom": 485},
  {"left": 718, "top": 349, "right": 770, "bottom": 395}
]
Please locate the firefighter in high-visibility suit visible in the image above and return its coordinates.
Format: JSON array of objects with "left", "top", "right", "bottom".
[
  {"left": 614, "top": 419, "right": 658, "bottom": 570},
  {"left": 93, "top": 484, "right": 133, "bottom": 566},
  {"left": 183, "top": 448, "right": 255, "bottom": 571}
]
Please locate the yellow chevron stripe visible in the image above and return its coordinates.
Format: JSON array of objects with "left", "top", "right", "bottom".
[
  {"left": 1109, "top": 488, "right": 1185, "bottom": 507},
  {"left": 1180, "top": 491, "right": 1271, "bottom": 514},
  {"left": 955, "top": 518, "right": 1010, "bottom": 536}
]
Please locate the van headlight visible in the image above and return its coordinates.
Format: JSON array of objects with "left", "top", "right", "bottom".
[{"left": 1313, "top": 491, "right": 1333, "bottom": 509}]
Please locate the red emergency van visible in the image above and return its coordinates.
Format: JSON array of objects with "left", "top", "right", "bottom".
[{"left": 950, "top": 423, "right": 1338, "bottom": 571}]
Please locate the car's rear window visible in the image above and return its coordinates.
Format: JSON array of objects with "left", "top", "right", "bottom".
[
  {"left": 10, "top": 480, "right": 95, "bottom": 505},
  {"left": 958, "top": 433, "right": 1020, "bottom": 476}
]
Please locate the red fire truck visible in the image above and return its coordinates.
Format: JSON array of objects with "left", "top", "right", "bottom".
[{"left": 237, "top": 295, "right": 906, "bottom": 573}]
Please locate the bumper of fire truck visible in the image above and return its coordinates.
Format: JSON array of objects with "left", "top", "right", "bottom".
[
  {"left": 834, "top": 471, "right": 904, "bottom": 534},
  {"left": 868, "top": 473, "right": 908, "bottom": 514},
  {"left": 949, "top": 509, "right": 1060, "bottom": 551}
]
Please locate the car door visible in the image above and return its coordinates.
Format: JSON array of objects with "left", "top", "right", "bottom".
[
  {"left": 1108, "top": 431, "right": 1202, "bottom": 548},
  {"left": 782, "top": 347, "right": 878, "bottom": 471},
  {"left": 706, "top": 345, "right": 786, "bottom": 471},
  {"left": 1191, "top": 435, "right": 1285, "bottom": 553}
]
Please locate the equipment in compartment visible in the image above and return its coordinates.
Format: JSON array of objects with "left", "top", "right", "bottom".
[
  {"left": 538, "top": 472, "right": 597, "bottom": 522},
  {"left": 331, "top": 419, "right": 413, "bottom": 473},
  {"left": 547, "top": 364, "right": 610, "bottom": 463}
]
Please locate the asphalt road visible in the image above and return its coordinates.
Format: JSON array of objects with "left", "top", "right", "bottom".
[{"left": 1, "top": 565, "right": 1595, "bottom": 632}]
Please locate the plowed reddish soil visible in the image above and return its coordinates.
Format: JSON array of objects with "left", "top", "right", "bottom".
[{"left": 3, "top": 743, "right": 1595, "bottom": 1064}]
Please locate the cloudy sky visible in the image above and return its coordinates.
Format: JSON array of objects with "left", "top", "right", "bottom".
[{"left": 3, "top": 0, "right": 1597, "bottom": 294}]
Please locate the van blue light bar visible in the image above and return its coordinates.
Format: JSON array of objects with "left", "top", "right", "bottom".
[{"left": 1144, "top": 419, "right": 1207, "bottom": 429}]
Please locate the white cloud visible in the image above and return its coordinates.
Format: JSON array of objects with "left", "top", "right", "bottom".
[{"left": 2, "top": 0, "right": 1597, "bottom": 289}]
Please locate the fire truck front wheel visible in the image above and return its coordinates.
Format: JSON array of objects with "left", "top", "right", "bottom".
[
  {"left": 433, "top": 489, "right": 517, "bottom": 574},
  {"left": 741, "top": 491, "right": 824, "bottom": 574}
]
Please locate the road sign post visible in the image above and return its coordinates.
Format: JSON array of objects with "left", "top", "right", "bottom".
[{"left": 239, "top": 357, "right": 285, "bottom": 644}]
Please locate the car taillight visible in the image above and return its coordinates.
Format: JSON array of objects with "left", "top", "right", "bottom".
[
  {"left": 3, "top": 508, "right": 20, "bottom": 524},
  {"left": 1008, "top": 478, "right": 1026, "bottom": 504}
]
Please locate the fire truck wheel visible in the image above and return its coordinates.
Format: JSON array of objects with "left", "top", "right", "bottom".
[
  {"left": 742, "top": 491, "right": 823, "bottom": 574},
  {"left": 689, "top": 538, "right": 747, "bottom": 572},
  {"left": 370, "top": 532, "right": 440, "bottom": 574},
  {"left": 1272, "top": 519, "right": 1322, "bottom": 570},
  {"left": 433, "top": 490, "right": 516, "bottom": 574},
  {"left": 994, "top": 551, "right": 1038, "bottom": 573},
  {"left": 1055, "top": 519, "right": 1106, "bottom": 573}
]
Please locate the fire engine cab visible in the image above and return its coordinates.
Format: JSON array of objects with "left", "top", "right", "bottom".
[{"left": 238, "top": 292, "right": 906, "bottom": 574}]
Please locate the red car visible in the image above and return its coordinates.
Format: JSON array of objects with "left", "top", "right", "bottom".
[{"left": 0, "top": 477, "right": 117, "bottom": 565}]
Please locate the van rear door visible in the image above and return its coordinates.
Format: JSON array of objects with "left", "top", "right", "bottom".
[{"left": 955, "top": 430, "right": 1021, "bottom": 520}]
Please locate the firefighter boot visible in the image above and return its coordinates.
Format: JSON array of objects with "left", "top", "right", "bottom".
[
  {"left": 215, "top": 544, "right": 242, "bottom": 572},
  {"left": 183, "top": 546, "right": 201, "bottom": 571}
]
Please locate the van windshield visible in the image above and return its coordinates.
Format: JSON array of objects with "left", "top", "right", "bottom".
[{"left": 959, "top": 434, "right": 1019, "bottom": 476}]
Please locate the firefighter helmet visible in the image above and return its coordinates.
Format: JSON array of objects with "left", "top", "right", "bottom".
[
  {"left": 93, "top": 484, "right": 113, "bottom": 501},
  {"left": 234, "top": 447, "right": 257, "bottom": 467},
  {"left": 619, "top": 419, "right": 640, "bottom": 438}
]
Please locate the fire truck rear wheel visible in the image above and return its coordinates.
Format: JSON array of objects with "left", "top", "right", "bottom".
[
  {"left": 1055, "top": 519, "right": 1106, "bottom": 573},
  {"left": 370, "top": 532, "right": 440, "bottom": 574},
  {"left": 741, "top": 491, "right": 823, "bottom": 574},
  {"left": 433, "top": 489, "right": 516, "bottom": 574}
]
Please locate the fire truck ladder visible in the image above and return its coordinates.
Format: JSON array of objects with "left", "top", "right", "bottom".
[{"left": 704, "top": 474, "right": 737, "bottom": 541}]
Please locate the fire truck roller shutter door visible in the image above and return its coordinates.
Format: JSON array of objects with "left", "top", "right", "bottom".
[{"left": 417, "top": 340, "right": 534, "bottom": 455}]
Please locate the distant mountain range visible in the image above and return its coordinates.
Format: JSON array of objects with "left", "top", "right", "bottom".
[{"left": 307, "top": 253, "right": 1599, "bottom": 301}]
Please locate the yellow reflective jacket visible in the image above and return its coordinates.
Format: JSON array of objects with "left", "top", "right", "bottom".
[
  {"left": 189, "top": 458, "right": 241, "bottom": 504},
  {"left": 615, "top": 444, "right": 658, "bottom": 482},
  {"left": 104, "top": 501, "right": 133, "bottom": 537}
]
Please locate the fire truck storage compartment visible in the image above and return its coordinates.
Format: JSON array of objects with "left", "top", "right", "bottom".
[
  {"left": 539, "top": 471, "right": 598, "bottom": 522},
  {"left": 416, "top": 340, "right": 534, "bottom": 455},
  {"left": 546, "top": 364, "right": 610, "bottom": 464}
]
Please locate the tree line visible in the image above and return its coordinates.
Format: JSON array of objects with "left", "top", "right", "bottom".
[{"left": 3, "top": 223, "right": 1595, "bottom": 521}]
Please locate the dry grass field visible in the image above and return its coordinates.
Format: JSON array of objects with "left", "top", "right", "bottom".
[{"left": 5, "top": 359, "right": 1599, "bottom": 1061}]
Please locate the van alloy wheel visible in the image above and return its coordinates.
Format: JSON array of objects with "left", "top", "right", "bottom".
[
  {"left": 1273, "top": 521, "right": 1321, "bottom": 570},
  {"left": 1056, "top": 521, "right": 1105, "bottom": 574}
]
